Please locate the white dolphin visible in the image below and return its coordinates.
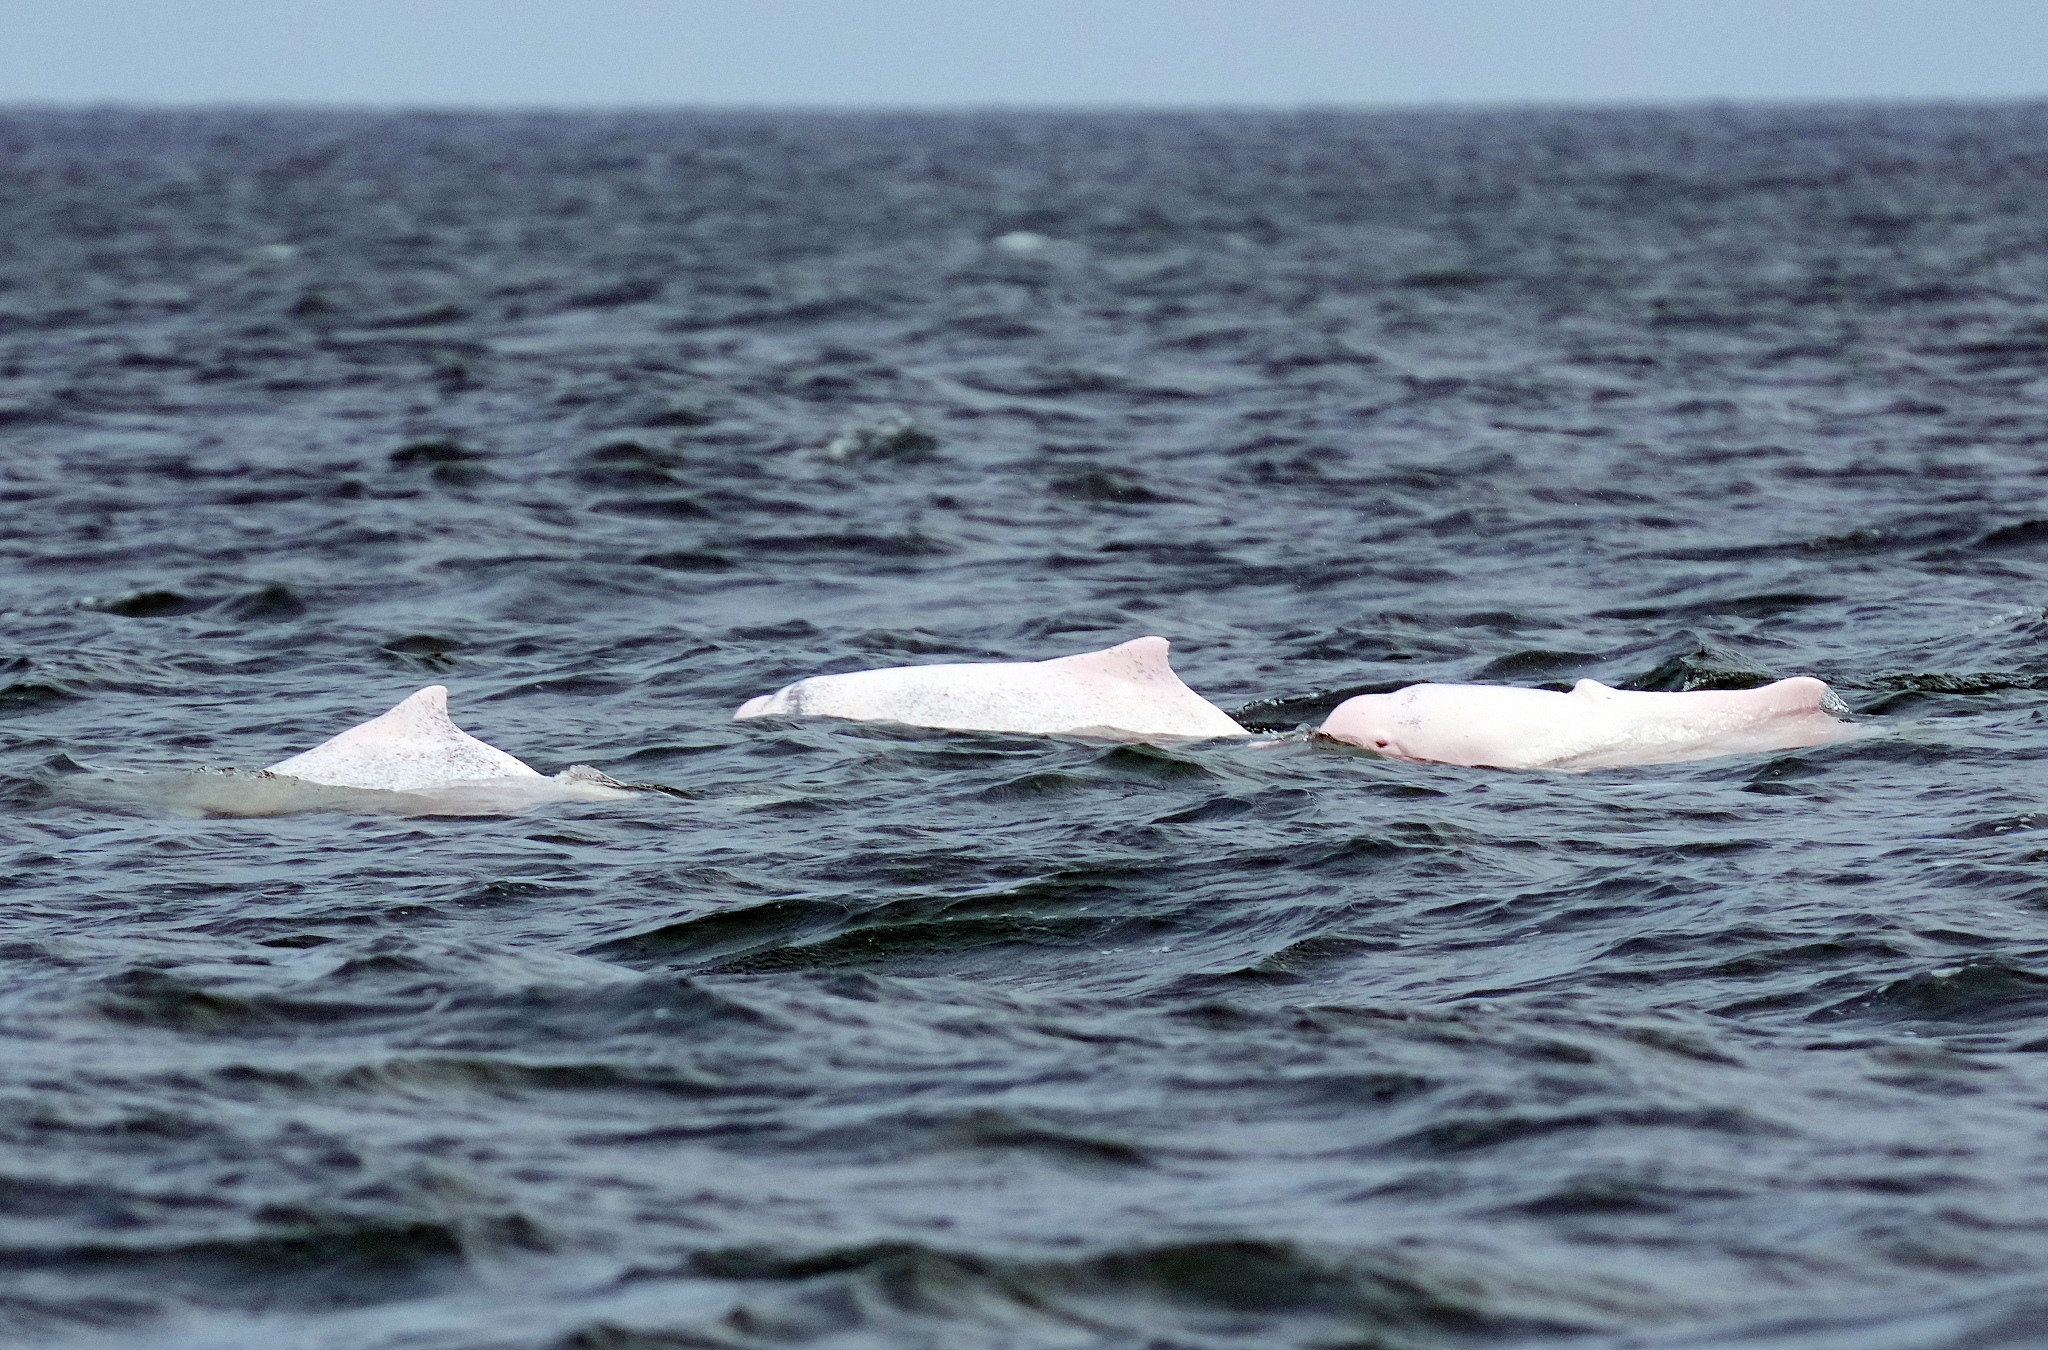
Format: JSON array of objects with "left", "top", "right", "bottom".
[
  {"left": 734, "top": 636, "right": 1249, "bottom": 739},
  {"left": 260, "top": 685, "right": 631, "bottom": 807},
  {"left": 1319, "top": 676, "right": 1855, "bottom": 770}
]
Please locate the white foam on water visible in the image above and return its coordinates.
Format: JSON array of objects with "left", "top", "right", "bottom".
[{"left": 82, "top": 765, "right": 634, "bottom": 819}]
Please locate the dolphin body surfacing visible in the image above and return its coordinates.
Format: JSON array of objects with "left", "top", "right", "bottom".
[
  {"left": 734, "top": 636, "right": 1249, "bottom": 739},
  {"left": 1319, "top": 676, "right": 1854, "bottom": 770},
  {"left": 268, "top": 685, "right": 541, "bottom": 791},
  {"left": 260, "top": 685, "right": 631, "bottom": 809}
]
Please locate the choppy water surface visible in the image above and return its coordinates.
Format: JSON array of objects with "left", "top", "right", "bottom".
[{"left": 2, "top": 103, "right": 2047, "bottom": 1350}]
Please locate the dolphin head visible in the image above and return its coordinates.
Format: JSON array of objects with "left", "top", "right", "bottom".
[
  {"left": 734, "top": 693, "right": 778, "bottom": 719},
  {"left": 1319, "top": 694, "right": 1400, "bottom": 754}
]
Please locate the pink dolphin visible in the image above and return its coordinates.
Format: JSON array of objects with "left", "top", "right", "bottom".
[
  {"left": 734, "top": 636, "right": 1249, "bottom": 739},
  {"left": 265, "top": 685, "right": 628, "bottom": 801},
  {"left": 1319, "top": 677, "right": 1853, "bottom": 770}
]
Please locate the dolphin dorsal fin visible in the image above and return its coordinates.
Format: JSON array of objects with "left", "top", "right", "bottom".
[
  {"left": 1752, "top": 675, "right": 1836, "bottom": 713},
  {"left": 1043, "top": 635, "right": 1177, "bottom": 685},
  {"left": 266, "top": 685, "right": 542, "bottom": 792},
  {"left": 385, "top": 684, "right": 449, "bottom": 727}
]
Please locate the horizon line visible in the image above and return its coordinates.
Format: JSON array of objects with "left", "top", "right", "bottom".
[{"left": 4, "top": 92, "right": 2046, "bottom": 117}]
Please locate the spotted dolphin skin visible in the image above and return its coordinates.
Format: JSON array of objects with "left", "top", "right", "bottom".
[
  {"left": 734, "top": 636, "right": 1250, "bottom": 740},
  {"left": 1318, "top": 676, "right": 1854, "bottom": 770}
]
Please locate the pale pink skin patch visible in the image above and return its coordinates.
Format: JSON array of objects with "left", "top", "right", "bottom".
[
  {"left": 1319, "top": 677, "right": 1855, "bottom": 770},
  {"left": 265, "top": 685, "right": 627, "bottom": 805},
  {"left": 735, "top": 636, "right": 1249, "bottom": 740}
]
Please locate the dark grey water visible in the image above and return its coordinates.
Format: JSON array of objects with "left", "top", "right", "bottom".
[{"left": 2, "top": 102, "right": 2047, "bottom": 1350}]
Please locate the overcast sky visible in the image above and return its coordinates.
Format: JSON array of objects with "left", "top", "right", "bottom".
[{"left": 4, "top": 0, "right": 2045, "bottom": 108}]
